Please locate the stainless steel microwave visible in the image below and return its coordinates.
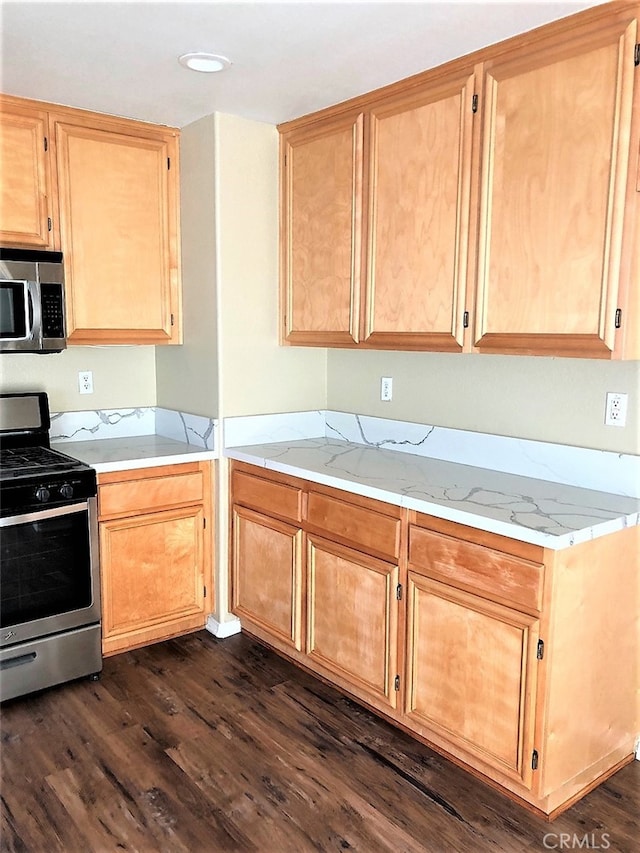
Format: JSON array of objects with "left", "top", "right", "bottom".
[{"left": 0, "top": 248, "right": 66, "bottom": 353}]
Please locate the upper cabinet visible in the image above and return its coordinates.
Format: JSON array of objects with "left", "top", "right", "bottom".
[
  {"left": 475, "top": 13, "right": 639, "bottom": 359},
  {"left": 0, "top": 95, "right": 182, "bottom": 346},
  {"left": 279, "top": 2, "right": 640, "bottom": 359},
  {"left": 363, "top": 70, "right": 477, "bottom": 351},
  {"left": 0, "top": 100, "right": 55, "bottom": 249},
  {"left": 281, "top": 112, "right": 364, "bottom": 345}
]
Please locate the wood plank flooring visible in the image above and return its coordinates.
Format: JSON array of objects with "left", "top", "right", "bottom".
[{"left": 1, "top": 630, "right": 638, "bottom": 852}]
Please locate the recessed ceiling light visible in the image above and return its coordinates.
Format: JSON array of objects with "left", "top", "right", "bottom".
[{"left": 178, "top": 52, "right": 231, "bottom": 73}]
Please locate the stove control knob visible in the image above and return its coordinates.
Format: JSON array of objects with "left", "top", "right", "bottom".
[
  {"left": 35, "top": 486, "right": 50, "bottom": 503},
  {"left": 59, "top": 483, "right": 74, "bottom": 499}
]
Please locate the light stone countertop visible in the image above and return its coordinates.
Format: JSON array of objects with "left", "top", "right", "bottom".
[
  {"left": 225, "top": 437, "right": 640, "bottom": 550},
  {"left": 54, "top": 435, "right": 217, "bottom": 474}
]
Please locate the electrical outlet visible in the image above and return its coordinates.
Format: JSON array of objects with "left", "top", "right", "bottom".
[
  {"left": 604, "top": 392, "right": 628, "bottom": 427},
  {"left": 380, "top": 377, "right": 393, "bottom": 402},
  {"left": 78, "top": 370, "right": 94, "bottom": 395}
]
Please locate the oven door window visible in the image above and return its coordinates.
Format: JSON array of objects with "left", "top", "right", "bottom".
[{"left": 1, "top": 509, "right": 92, "bottom": 628}]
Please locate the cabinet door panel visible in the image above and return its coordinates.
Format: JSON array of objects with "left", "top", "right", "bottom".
[
  {"left": 232, "top": 506, "right": 303, "bottom": 651},
  {"left": 100, "top": 506, "right": 205, "bottom": 650},
  {"left": 364, "top": 71, "right": 476, "bottom": 350},
  {"left": 475, "top": 18, "right": 638, "bottom": 357},
  {"left": 307, "top": 536, "right": 399, "bottom": 709},
  {"left": 0, "top": 106, "right": 54, "bottom": 248},
  {"left": 281, "top": 114, "right": 363, "bottom": 345},
  {"left": 55, "top": 120, "right": 180, "bottom": 344},
  {"left": 405, "top": 574, "right": 539, "bottom": 786}
]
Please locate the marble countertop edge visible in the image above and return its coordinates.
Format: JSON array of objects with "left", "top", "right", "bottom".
[{"left": 224, "top": 445, "right": 639, "bottom": 551}]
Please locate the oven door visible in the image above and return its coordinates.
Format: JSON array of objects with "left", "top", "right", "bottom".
[{"left": 0, "top": 498, "right": 101, "bottom": 649}]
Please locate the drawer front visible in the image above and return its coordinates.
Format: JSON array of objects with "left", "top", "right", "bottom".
[
  {"left": 409, "top": 526, "right": 543, "bottom": 612},
  {"left": 307, "top": 491, "right": 401, "bottom": 560},
  {"left": 99, "top": 472, "right": 204, "bottom": 518},
  {"left": 232, "top": 470, "right": 303, "bottom": 522}
]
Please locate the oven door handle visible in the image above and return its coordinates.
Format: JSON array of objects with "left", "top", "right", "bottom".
[{"left": 0, "top": 501, "right": 90, "bottom": 527}]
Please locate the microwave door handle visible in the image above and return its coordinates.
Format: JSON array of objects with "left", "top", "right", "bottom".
[{"left": 26, "top": 280, "right": 41, "bottom": 341}]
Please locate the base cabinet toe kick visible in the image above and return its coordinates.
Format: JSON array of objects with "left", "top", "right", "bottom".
[{"left": 229, "top": 460, "right": 639, "bottom": 819}]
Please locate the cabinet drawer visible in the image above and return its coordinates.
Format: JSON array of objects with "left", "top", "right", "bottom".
[
  {"left": 307, "top": 491, "right": 401, "bottom": 560},
  {"left": 232, "top": 470, "right": 303, "bottom": 522},
  {"left": 99, "top": 471, "right": 204, "bottom": 518},
  {"left": 409, "top": 526, "right": 543, "bottom": 612}
]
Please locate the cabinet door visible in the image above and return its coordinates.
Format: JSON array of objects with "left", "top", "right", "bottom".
[
  {"left": 363, "top": 70, "right": 477, "bottom": 350},
  {"left": 54, "top": 118, "right": 181, "bottom": 344},
  {"left": 281, "top": 113, "right": 364, "bottom": 345},
  {"left": 100, "top": 506, "right": 206, "bottom": 656},
  {"left": 474, "top": 16, "right": 638, "bottom": 357},
  {"left": 0, "top": 102, "right": 54, "bottom": 248},
  {"left": 232, "top": 506, "right": 303, "bottom": 651},
  {"left": 405, "top": 573, "right": 539, "bottom": 787},
  {"left": 307, "top": 536, "right": 399, "bottom": 710}
]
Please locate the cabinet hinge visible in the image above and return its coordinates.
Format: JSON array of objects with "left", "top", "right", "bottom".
[
  {"left": 532, "top": 749, "right": 539, "bottom": 770},
  {"left": 615, "top": 308, "right": 622, "bottom": 329},
  {"left": 394, "top": 675, "right": 400, "bottom": 691},
  {"left": 472, "top": 94, "right": 479, "bottom": 113},
  {"left": 167, "top": 157, "right": 171, "bottom": 170},
  {"left": 463, "top": 310, "right": 470, "bottom": 329},
  {"left": 47, "top": 217, "right": 52, "bottom": 232},
  {"left": 634, "top": 43, "right": 640, "bottom": 66},
  {"left": 536, "top": 639, "right": 544, "bottom": 660},
  {"left": 44, "top": 137, "right": 48, "bottom": 152},
  {"left": 396, "top": 583, "right": 402, "bottom": 601}
]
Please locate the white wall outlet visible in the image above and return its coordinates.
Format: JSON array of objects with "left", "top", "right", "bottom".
[
  {"left": 604, "top": 391, "right": 628, "bottom": 427},
  {"left": 380, "top": 377, "right": 393, "bottom": 402},
  {"left": 78, "top": 370, "right": 94, "bottom": 395}
]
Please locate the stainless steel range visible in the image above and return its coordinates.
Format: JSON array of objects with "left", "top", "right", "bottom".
[{"left": 0, "top": 392, "right": 102, "bottom": 702}]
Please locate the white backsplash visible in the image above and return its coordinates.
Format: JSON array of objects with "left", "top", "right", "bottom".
[
  {"left": 223, "top": 410, "right": 640, "bottom": 499},
  {"left": 51, "top": 407, "right": 216, "bottom": 451}
]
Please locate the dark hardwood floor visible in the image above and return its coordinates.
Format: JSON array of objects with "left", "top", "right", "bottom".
[{"left": 1, "top": 630, "right": 638, "bottom": 853}]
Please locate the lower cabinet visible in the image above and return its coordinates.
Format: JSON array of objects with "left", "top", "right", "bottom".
[
  {"left": 307, "top": 535, "right": 399, "bottom": 711},
  {"left": 229, "top": 460, "right": 639, "bottom": 818},
  {"left": 98, "top": 461, "right": 213, "bottom": 656},
  {"left": 405, "top": 574, "right": 539, "bottom": 788}
]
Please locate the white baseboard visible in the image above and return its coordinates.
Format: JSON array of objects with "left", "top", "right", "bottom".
[
  {"left": 206, "top": 614, "right": 242, "bottom": 639},
  {"left": 635, "top": 735, "right": 640, "bottom": 761}
]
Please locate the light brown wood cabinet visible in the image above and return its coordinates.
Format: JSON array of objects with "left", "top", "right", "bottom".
[
  {"left": 229, "top": 460, "right": 639, "bottom": 818},
  {"left": 230, "top": 462, "right": 403, "bottom": 716},
  {"left": 98, "top": 462, "right": 213, "bottom": 656},
  {"left": 279, "top": 2, "right": 640, "bottom": 359},
  {"left": 0, "top": 94, "right": 182, "bottom": 345},
  {"left": 0, "top": 99, "right": 55, "bottom": 249},
  {"left": 231, "top": 469, "right": 304, "bottom": 651}
]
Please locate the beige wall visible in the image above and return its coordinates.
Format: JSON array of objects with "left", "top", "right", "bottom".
[
  {"left": 0, "top": 346, "right": 156, "bottom": 412},
  {"left": 327, "top": 350, "right": 640, "bottom": 454},
  {"left": 215, "top": 112, "right": 326, "bottom": 417},
  {"left": 155, "top": 114, "right": 219, "bottom": 417}
]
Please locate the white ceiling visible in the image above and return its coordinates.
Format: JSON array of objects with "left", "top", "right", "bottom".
[{"left": 1, "top": 1, "right": 604, "bottom": 129}]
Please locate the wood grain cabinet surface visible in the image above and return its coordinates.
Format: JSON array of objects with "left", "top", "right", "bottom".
[
  {"left": 229, "top": 460, "right": 639, "bottom": 818},
  {"left": 98, "top": 462, "right": 213, "bottom": 657},
  {"left": 0, "top": 94, "right": 182, "bottom": 346},
  {"left": 279, "top": 2, "right": 640, "bottom": 359},
  {"left": 0, "top": 98, "right": 55, "bottom": 249}
]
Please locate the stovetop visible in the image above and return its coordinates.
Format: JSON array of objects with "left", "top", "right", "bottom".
[
  {"left": 0, "top": 394, "right": 98, "bottom": 515},
  {"left": 0, "top": 445, "right": 91, "bottom": 481}
]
